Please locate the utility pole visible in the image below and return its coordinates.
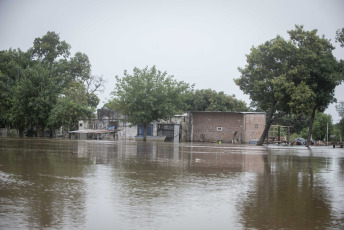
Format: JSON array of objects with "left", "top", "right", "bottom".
[{"left": 327, "top": 122, "right": 328, "bottom": 146}]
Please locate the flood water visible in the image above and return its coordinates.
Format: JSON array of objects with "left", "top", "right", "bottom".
[{"left": 0, "top": 138, "right": 344, "bottom": 230}]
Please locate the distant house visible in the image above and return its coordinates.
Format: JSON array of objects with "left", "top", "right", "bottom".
[
  {"left": 78, "top": 109, "right": 266, "bottom": 143},
  {"left": 78, "top": 108, "right": 137, "bottom": 140},
  {"left": 187, "top": 111, "right": 266, "bottom": 144}
]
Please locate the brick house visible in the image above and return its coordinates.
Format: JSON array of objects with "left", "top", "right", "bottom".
[{"left": 187, "top": 111, "right": 266, "bottom": 143}]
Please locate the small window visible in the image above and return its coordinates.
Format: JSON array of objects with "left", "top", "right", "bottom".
[
  {"left": 216, "top": 127, "right": 223, "bottom": 131},
  {"left": 255, "top": 124, "right": 258, "bottom": 128},
  {"left": 80, "top": 123, "right": 83, "bottom": 127}
]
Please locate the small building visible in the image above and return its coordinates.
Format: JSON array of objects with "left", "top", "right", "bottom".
[
  {"left": 78, "top": 108, "right": 137, "bottom": 140},
  {"left": 78, "top": 109, "right": 266, "bottom": 143},
  {"left": 187, "top": 111, "right": 266, "bottom": 144}
]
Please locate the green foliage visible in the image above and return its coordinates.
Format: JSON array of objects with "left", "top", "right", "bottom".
[
  {"left": 276, "top": 114, "right": 308, "bottom": 134},
  {"left": 336, "top": 28, "right": 344, "bottom": 47},
  {"left": 0, "top": 49, "right": 32, "bottom": 127},
  {"left": 11, "top": 64, "right": 58, "bottom": 134},
  {"left": 185, "top": 89, "right": 249, "bottom": 112},
  {"left": 235, "top": 35, "right": 298, "bottom": 145},
  {"left": 235, "top": 25, "right": 344, "bottom": 145},
  {"left": 30, "top": 31, "right": 71, "bottom": 64},
  {"left": 48, "top": 82, "right": 95, "bottom": 130},
  {"left": 70, "top": 52, "right": 91, "bottom": 80},
  {"left": 288, "top": 25, "right": 342, "bottom": 113},
  {"left": 312, "top": 112, "right": 333, "bottom": 141},
  {"left": 336, "top": 101, "right": 344, "bottom": 118},
  {"left": 287, "top": 81, "right": 315, "bottom": 115},
  {"left": 337, "top": 118, "right": 344, "bottom": 138},
  {"left": 109, "top": 66, "right": 193, "bottom": 126},
  {"left": 288, "top": 25, "right": 343, "bottom": 146},
  {"left": 293, "top": 112, "right": 335, "bottom": 141},
  {"left": 235, "top": 36, "right": 297, "bottom": 113},
  {"left": 0, "top": 31, "right": 103, "bottom": 134}
]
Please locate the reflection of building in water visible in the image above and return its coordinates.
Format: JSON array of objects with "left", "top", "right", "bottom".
[
  {"left": 77, "top": 141, "right": 120, "bottom": 164},
  {"left": 189, "top": 148, "right": 265, "bottom": 174},
  {"left": 77, "top": 140, "right": 265, "bottom": 173}
]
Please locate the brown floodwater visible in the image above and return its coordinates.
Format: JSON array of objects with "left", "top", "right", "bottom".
[{"left": 0, "top": 137, "right": 343, "bottom": 229}]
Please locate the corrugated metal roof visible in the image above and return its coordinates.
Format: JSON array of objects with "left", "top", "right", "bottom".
[
  {"left": 69, "top": 129, "right": 119, "bottom": 134},
  {"left": 190, "top": 111, "right": 265, "bottom": 114}
]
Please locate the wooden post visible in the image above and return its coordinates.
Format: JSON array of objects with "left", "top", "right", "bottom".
[{"left": 278, "top": 126, "right": 280, "bottom": 142}]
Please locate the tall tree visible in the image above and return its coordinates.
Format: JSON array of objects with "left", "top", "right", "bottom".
[
  {"left": 288, "top": 25, "right": 343, "bottom": 146},
  {"left": 1, "top": 31, "right": 103, "bottom": 135},
  {"left": 108, "top": 66, "right": 193, "bottom": 141},
  {"left": 235, "top": 36, "right": 298, "bottom": 145},
  {"left": 0, "top": 49, "right": 32, "bottom": 128},
  {"left": 235, "top": 25, "right": 343, "bottom": 146},
  {"left": 11, "top": 64, "right": 59, "bottom": 136}
]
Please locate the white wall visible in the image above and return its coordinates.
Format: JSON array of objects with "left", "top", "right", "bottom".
[{"left": 116, "top": 121, "right": 137, "bottom": 140}]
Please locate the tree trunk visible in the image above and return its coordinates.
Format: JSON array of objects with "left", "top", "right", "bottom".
[
  {"left": 49, "top": 127, "right": 53, "bottom": 138},
  {"left": 19, "top": 128, "right": 24, "bottom": 137},
  {"left": 143, "top": 123, "right": 148, "bottom": 142},
  {"left": 306, "top": 107, "right": 317, "bottom": 148},
  {"left": 257, "top": 110, "right": 274, "bottom": 146}
]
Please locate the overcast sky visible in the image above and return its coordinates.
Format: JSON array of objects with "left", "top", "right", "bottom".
[{"left": 1, "top": 0, "right": 344, "bottom": 122}]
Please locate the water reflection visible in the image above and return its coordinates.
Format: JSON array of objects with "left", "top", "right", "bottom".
[
  {"left": 240, "top": 147, "right": 344, "bottom": 230},
  {"left": 0, "top": 138, "right": 344, "bottom": 229},
  {"left": 0, "top": 138, "right": 88, "bottom": 229}
]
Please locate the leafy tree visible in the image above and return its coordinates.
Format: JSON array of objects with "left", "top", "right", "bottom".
[
  {"left": 334, "top": 28, "right": 344, "bottom": 141},
  {"left": 235, "top": 36, "right": 298, "bottom": 145},
  {"left": 1, "top": 31, "right": 103, "bottom": 135},
  {"left": 30, "top": 31, "right": 71, "bottom": 64},
  {"left": 108, "top": 66, "right": 193, "bottom": 141},
  {"left": 288, "top": 26, "right": 343, "bottom": 146},
  {"left": 48, "top": 82, "right": 95, "bottom": 131},
  {"left": 0, "top": 49, "right": 32, "bottom": 127},
  {"left": 336, "top": 101, "right": 344, "bottom": 118},
  {"left": 186, "top": 89, "right": 249, "bottom": 112},
  {"left": 296, "top": 112, "right": 335, "bottom": 142},
  {"left": 11, "top": 64, "right": 59, "bottom": 136},
  {"left": 69, "top": 52, "right": 105, "bottom": 95},
  {"left": 236, "top": 25, "right": 343, "bottom": 146},
  {"left": 311, "top": 112, "right": 333, "bottom": 141},
  {"left": 335, "top": 28, "right": 344, "bottom": 47}
]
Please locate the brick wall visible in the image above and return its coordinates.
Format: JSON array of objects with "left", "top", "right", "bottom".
[
  {"left": 192, "top": 112, "right": 244, "bottom": 143},
  {"left": 191, "top": 112, "right": 266, "bottom": 143},
  {"left": 242, "top": 113, "right": 266, "bottom": 143}
]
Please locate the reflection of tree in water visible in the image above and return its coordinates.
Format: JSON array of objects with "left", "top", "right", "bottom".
[
  {"left": 240, "top": 150, "right": 334, "bottom": 229},
  {"left": 119, "top": 142, "right": 186, "bottom": 194},
  {"left": 116, "top": 142, "right": 266, "bottom": 225},
  {"left": 339, "top": 158, "right": 344, "bottom": 178},
  {"left": 111, "top": 142, "right": 188, "bottom": 227},
  {"left": 0, "top": 139, "right": 88, "bottom": 229}
]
